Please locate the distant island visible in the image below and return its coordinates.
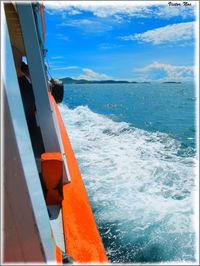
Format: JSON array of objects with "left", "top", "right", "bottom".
[
  {"left": 59, "top": 77, "right": 183, "bottom": 84},
  {"left": 60, "top": 77, "right": 150, "bottom": 84},
  {"left": 162, "top": 81, "right": 182, "bottom": 84}
]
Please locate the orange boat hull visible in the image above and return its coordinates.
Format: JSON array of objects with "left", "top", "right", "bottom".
[{"left": 51, "top": 95, "right": 108, "bottom": 263}]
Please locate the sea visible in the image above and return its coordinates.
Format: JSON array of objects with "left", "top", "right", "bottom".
[{"left": 59, "top": 82, "right": 197, "bottom": 263}]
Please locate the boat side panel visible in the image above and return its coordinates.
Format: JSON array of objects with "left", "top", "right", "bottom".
[
  {"left": 2, "top": 11, "right": 57, "bottom": 262},
  {"left": 50, "top": 95, "right": 108, "bottom": 263},
  {"left": 3, "top": 95, "right": 45, "bottom": 262}
]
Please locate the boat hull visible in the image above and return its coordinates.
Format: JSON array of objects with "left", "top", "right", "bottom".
[{"left": 51, "top": 95, "right": 108, "bottom": 263}]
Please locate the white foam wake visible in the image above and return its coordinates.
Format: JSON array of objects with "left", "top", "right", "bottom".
[{"left": 59, "top": 104, "right": 197, "bottom": 262}]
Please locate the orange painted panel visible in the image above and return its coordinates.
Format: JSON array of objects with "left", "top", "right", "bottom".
[
  {"left": 50, "top": 95, "right": 108, "bottom": 263},
  {"left": 56, "top": 246, "right": 62, "bottom": 264},
  {"left": 41, "top": 152, "right": 63, "bottom": 205}
]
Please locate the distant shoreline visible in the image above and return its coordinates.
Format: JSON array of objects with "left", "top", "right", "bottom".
[
  {"left": 60, "top": 77, "right": 151, "bottom": 84},
  {"left": 60, "top": 77, "right": 183, "bottom": 84}
]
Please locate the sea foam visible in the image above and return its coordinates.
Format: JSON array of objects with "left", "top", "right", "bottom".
[{"left": 59, "top": 104, "right": 197, "bottom": 263}]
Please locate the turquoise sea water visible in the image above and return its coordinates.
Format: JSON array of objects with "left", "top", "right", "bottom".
[{"left": 59, "top": 83, "right": 197, "bottom": 263}]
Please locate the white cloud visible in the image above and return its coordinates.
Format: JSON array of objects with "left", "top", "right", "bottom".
[
  {"left": 134, "top": 61, "right": 194, "bottom": 82},
  {"left": 154, "top": 5, "right": 195, "bottom": 19},
  {"left": 51, "top": 56, "right": 64, "bottom": 60},
  {"left": 45, "top": 2, "right": 151, "bottom": 17},
  {"left": 78, "top": 5, "right": 151, "bottom": 18},
  {"left": 45, "top": 1, "right": 196, "bottom": 19},
  {"left": 52, "top": 66, "right": 79, "bottom": 70},
  {"left": 49, "top": 65, "right": 112, "bottom": 80},
  {"left": 67, "top": 8, "right": 82, "bottom": 16},
  {"left": 58, "top": 18, "right": 113, "bottom": 33},
  {"left": 121, "top": 22, "right": 195, "bottom": 45},
  {"left": 77, "top": 68, "right": 112, "bottom": 80},
  {"left": 45, "top": 2, "right": 196, "bottom": 37}
]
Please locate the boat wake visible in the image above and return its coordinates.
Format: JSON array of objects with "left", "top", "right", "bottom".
[{"left": 59, "top": 104, "right": 197, "bottom": 263}]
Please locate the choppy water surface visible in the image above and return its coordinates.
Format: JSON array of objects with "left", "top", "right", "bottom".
[{"left": 59, "top": 83, "right": 197, "bottom": 263}]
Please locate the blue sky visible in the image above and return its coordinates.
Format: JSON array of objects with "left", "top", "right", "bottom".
[{"left": 44, "top": 1, "right": 198, "bottom": 82}]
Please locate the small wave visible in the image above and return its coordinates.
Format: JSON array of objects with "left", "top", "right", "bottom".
[{"left": 59, "top": 104, "right": 197, "bottom": 263}]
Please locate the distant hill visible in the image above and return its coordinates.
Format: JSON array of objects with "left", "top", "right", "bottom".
[{"left": 60, "top": 77, "right": 140, "bottom": 84}]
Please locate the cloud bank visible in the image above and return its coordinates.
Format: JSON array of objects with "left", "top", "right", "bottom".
[
  {"left": 77, "top": 68, "right": 112, "bottom": 80},
  {"left": 121, "top": 22, "right": 195, "bottom": 45},
  {"left": 134, "top": 61, "right": 194, "bottom": 82},
  {"left": 45, "top": 1, "right": 195, "bottom": 20}
]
